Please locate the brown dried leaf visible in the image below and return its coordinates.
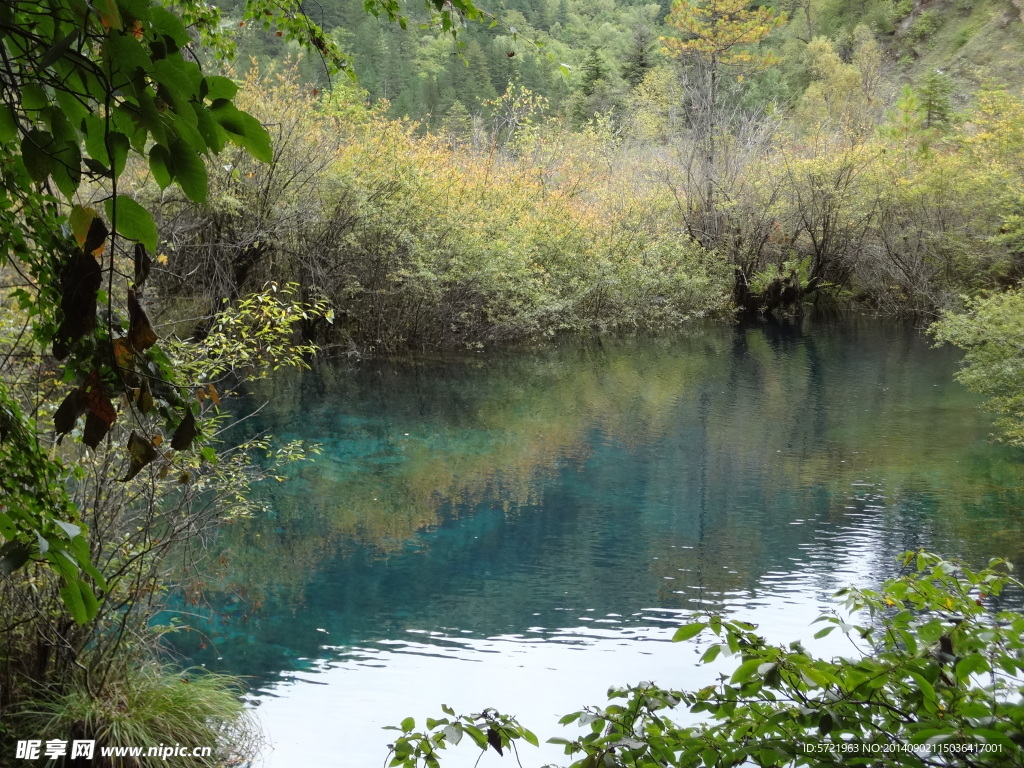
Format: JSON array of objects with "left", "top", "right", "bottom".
[
  {"left": 82, "top": 216, "right": 108, "bottom": 256},
  {"left": 134, "top": 242, "right": 152, "bottom": 289},
  {"left": 53, "top": 249, "right": 102, "bottom": 360},
  {"left": 113, "top": 338, "right": 135, "bottom": 372},
  {"left": 170, "top": 408, "right": 198, "bottom": 451},
  {"left": 136, "top": 380, "right": 155, "bottom": 414},
  {"left": 54, "top": 389, "right": 85, "bottom": 442},
  {"left": 82, "top": 410, "right": 110, "bottom": 449},
  {"left": 121, "top": 431, "right": 158, "bottom": 481},
  {"left": 82, "top": 370, "right": 116, "bottom": 428},
  {"left": 127, "top": 289, "right": 157, "bottom": 352}
]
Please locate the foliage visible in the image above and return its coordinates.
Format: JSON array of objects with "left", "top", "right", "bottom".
[
  {"left": 916, "top": 70, "right": 955, "bottom": 131},
  {"left": 932, "top": 289, "right": 1024, "bottom": 446},
  {"left": 158, "top": 67, "right": 729, "bottom": 354},
  {"left": 0, "top": 0, "right": 284, "bottom": 620},
  {"left": 12, "top": 663, "right": 258, "bottom": 767},
  {"left": 0, "top": 282, "right": 326, "bottom": 756},
  {"left": 662, "top": 0, "right": 786, "bottom": 68},
  {"left": 389, "top": 552, "right": 1024, "bottom": 767},
  {"left": 386, "top": 707, "right": 540, "bottom": 768},
  {"left": 907, "top": 10, "right": 943, "bottom": 46}
]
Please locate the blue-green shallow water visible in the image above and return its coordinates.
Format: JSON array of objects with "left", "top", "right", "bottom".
[{"left": 167, "top": 315, "right": 1024, "bottom": 767}]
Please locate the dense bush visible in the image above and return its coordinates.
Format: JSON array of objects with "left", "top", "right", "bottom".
[{"left": 153, "top": 67, "right": 730, "bottom": 353}]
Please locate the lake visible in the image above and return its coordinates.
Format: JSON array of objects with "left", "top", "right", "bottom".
[{"left": 168, "top": 314, "right": 1024, "bottom": 767}]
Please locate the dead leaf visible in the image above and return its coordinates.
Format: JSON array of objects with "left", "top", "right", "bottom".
[
  {"left": 54, "top": 389, "right": 85, "bottom": 442},
  {"left": 83, "top": 216, "right": 108, "bottom": 256},
  {"left": 82, "top": 410, "right": 110, "bottom": 448},
  {"left": 112, "top": 338, "right": 135, "bottom": 372},
  {"left": 127, "top": 289, "right": 157, "bottom": 352},
  {"left": 136, "top": 381, "right": 155, "bottom": 414},
  {"left": 82, "top": 370, "right": 116, "bottom": 428},
  {"left": 134, "top": 242, "right": 152, "bottom": 288},
  {"left": 121, "top": 431, "right": 158, "bottom": 481},
  {"left": 53, "top": 248, "right": 102, "bottom": 359},
  {"left": 170, "top": 408, "right": 198, "bottom": 451}
]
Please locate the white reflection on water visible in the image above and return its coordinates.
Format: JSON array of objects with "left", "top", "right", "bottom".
[{"left": 251, "top": 514, "right": 892, "bottom": 768}]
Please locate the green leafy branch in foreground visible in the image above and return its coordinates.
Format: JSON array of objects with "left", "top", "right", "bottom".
[
  {"left": 386, "top": 708, "right": 540, "bottom": 768},
  {"left": 388, "top": 551, "right": 1024, "bottom": 767}
]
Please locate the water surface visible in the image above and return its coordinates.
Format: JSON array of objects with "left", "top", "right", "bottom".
[{"left": 169, "top": 315, "right": 1024, "bottom": 767}]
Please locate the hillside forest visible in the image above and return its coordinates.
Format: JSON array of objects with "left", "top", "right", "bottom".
[{"left": 5, "top": 0, "right": 1024, "bottom": 764}]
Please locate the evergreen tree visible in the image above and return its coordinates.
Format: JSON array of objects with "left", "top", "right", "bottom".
[
  {"left": 442, "top": 99, "right": 475, "bottom": 140},
  {"left": 622, "top": 23, "right": 657, "bottom": 87},
  {"left": 463, "top": 40, "right": 500, "bottom": 106},
  {"left": 580, "top": 47, "right": 607, "bottom": 97},
  {"left": 571, "top": 48, "right": 624, "bottom": 126},
  {"left": 916, "top": 69, "right": 955, "bottom": 130}
]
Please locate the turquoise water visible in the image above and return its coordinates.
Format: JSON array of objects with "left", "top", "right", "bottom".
[{"left": 169, "top": 315, "right": 1024, "bottom": 767}]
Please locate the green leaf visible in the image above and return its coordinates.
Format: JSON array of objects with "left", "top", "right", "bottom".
[
  {"left": 80, "top": 579, "right": 100, "bottom": 620},
  {"left": 21, "top": 129, "right": 55, "bottom": 182},
  {"left": 818, "top": 712, "right": 833, "bottom": 735},
  {"left": 39, "top": 30, "right": 79, "bottom": 70},
  {"left": 0, "top": 106, "right": 17, "bottom": 142},
  {"left": 400, "top": 717, "right": 415, "bottom": 732},
  {"left": 54, "top": 520, "right": 81, "bottom": 538},
  {"left": 60, "top": 580, "right": 88, "bottom": 624},
  {"left": 102, "top": 29, "right": 150, "bottom": 78},
  {"left": 50, "top": 139, "right": 82, "bottom": 199},
  {"left": 149, "top": 144, "right": 172, "bottom": 188},
  {"left": 204, "top": 75, "right": 239, "bottom": 101},
  {"left": 955, "top": 653, "right": 989, "bottom": 680},
  {"left": 673, "top": 623, "right": 707, "bottom": 642},
  {"left": 909, "top": 671, "right": 936, "bottom": 706},
  {"left": 22, "top": 83, "right": 49, "bottom": 112},
  {"left": 192, "top": 102, "right": 223, "bottom": 152},
  {"left": 800, "top": 667, "right": 832, "bottom": 689},
  {"left": 209, "top": 100, "right": 273, "bottom": 162},
  {"left": 462, "top": 725, "right": 487, "bottom": 749},
  {"left": 168, "top": 139, "right": 208, "bottom": 204},
  {"left": 107, "top": 132, "right": 130, "bottom": 178},
  {"left": 150, "top": 5, "right": 191, "bottom": 47},
  {"left": 730, "top": 658, "right": 762, "bottom": 684},
  {"left": 153, "top": 57, "right": 200, "bottom": 105},
  {"left": 695, "top": 646, "right": 719, "bottom": 665},
  {"left": 105, "top": 194, "right": 158, "bottom": 252},
  {"left": 69, "top": 534, "right": 106, "bottom": 590}
]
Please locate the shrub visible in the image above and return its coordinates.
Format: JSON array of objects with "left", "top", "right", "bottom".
[{"left": 907, "top": 10, "right": 942, "bottom": 44}]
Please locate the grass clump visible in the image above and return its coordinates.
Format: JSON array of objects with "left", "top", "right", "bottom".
[{"left": 12, "top": 663, "right": 259, "bottom": 767}]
